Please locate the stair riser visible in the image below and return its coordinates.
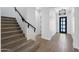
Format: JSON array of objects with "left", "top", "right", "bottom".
[
  {"left": 1, "top": 34, "right": 25, "bottom": 45},
  {"left": 1, "top": 24, "right": 19, "bottom": 28},
  {"left": 1, "top": 27, "right": 21, "bottom": 32},
  {"left": 1, "top": 31, "right": 23, "bottom": 38}
]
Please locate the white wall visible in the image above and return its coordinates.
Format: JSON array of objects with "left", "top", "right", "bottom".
[
  {"left": 41, "top": 7, "right": 56, "bottom": 40},
  {"left": 67, "top": 8, "right": 74, "bottom": 34},
  {"left": 35, "top": 7, "right": 41, "bottom": 35},
  {"left": 15, "top": 7, "right": 37, "bottom": 40},
  {"left": 16, "top": 7, "right": 41, "bottom": 40},
  {"left": 41, "top": 8, "right": 50, "bottom": 40},
  {"left": 16, "top": 7, "right": 27, "bottom": 21},
  {"left": 26, "top": 7, "right": 37, "bottom": 40},
  {"left": 15, "top": 7, "right": 27, "bottom": 38},
  {"left": 0, "top": 8, "right": 1, "bottom": 51},
  {"left": 27, "top": 7, "right": 36, "bottom": 26},
  {"left": 49, "top": 8, "right": 56, "bottom": 39},
  {"left": 1, "top": 7, "right": 16, "bottom": 17},
  {"left": 73, "top": 7, "right": 79, "bottom": 49}
]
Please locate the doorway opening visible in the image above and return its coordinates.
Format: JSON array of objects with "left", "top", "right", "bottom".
[{"left": 59, "top": 17, "right": 67, "bottom": 33}]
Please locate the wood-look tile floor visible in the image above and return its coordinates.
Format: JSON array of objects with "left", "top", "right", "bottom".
[{"left": 36, "top": 33, "right": 73, "bottom": 52}]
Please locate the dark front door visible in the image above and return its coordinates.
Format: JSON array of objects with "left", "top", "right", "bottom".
[{"left": 59, "top": 17, "right": 67, "bottom": 33}]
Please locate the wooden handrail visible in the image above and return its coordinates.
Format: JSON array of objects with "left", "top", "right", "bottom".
[{"left": 14, "top": 7, "right": 36, "bottom": 32}]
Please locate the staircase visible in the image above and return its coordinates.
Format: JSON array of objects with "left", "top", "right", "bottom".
[{"left": 1, "top": 16, "right": 39, "bottom": 52}]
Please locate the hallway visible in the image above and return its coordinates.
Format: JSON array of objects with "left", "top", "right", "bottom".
[
  {"left": 36, "top": 33, "right": 73, "bottom": 52},
  {"left": 1, "top": 7, "right": 79, "bottom": 52}
]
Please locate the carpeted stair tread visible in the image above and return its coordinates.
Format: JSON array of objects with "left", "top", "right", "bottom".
[
  {"left": 2, "top": 38, "right": 26, "bottom": 48},
  {"left": 1, "top": 34, "right": 25, "bottom": 45},
  {"left": 1, "top": 24, "right": 19, "bottom": 28},
  {"left": 1, "top": 21, "right": 18, "bottom": 24},
  {"left": 1, "top": 30, "right": 23, "bottom": 38},
  {"left": 2, "top": 39, "right": 26, "bottom": 49},
  {"left": 1, "top": 27, "right": 21, "bottom": 32},
  {"left": 1, "top": 34, "right": 24, "bottom": 40}
]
